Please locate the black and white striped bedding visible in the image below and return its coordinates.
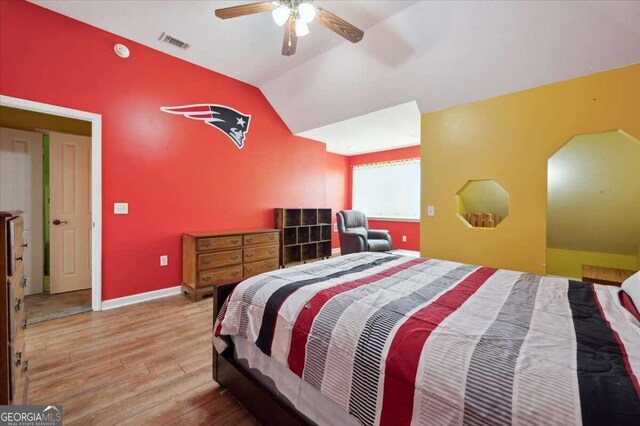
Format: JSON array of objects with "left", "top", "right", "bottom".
[{"left": 214, "top": 252, "right": 640, "bottom": 425}]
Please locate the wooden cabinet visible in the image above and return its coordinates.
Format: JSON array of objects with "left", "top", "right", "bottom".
[
  {"left": 1, "top": 211, "right": 29, "bottom": 405},
  {"left": 275, "top": 208, "right": 332, "bottom": 267},
  {"left": 582, "top": 265, "right": 637, "bottom": 287},
  {"left": 182, "top": 229, "right": 279, "bottom": 302}
]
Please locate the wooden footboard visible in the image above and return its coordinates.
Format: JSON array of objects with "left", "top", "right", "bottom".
[{"left": 212, "top": 282, "right": 311, "bottom": 425}]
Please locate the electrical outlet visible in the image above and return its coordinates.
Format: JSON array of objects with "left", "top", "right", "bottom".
[
  {"left": 160, "top": 255, "right": 168, "bottom": 266},
  {"left": 114, "top": 202, "right": 129, "bottom": 215},
  {"left": 427, "top": 205, "right": 435, "bottom": 217},
  {"left": 333, "top": 223, "right": 338, "bottom": 232},
  {"left": 402, "top": 235, "right": 407, "bottom": 242}
]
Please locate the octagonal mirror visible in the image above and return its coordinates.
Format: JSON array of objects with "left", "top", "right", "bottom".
[{"left": 455, "top": 180, "right": 509, "bottom": 228}]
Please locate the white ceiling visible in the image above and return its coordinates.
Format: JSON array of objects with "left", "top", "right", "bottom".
[
  {"left": 31, "top": 0, "right": 640, "bottom": 153},
  {"left": 298, "top": 101, "right": 420, "bottom": 155}
]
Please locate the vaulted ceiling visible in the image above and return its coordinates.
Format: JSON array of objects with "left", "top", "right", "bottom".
[{"left": 31, "top": 1, "right": 640, "bottom": 149}]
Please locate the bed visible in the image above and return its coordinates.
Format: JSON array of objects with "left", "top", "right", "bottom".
[{"left": 212, "top": 252, "right": 640, "bottom": 425}]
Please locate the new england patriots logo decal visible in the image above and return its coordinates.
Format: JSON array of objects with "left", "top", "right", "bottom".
[{"left": 160, "top": 104, "right": 251, "bottom": 149}]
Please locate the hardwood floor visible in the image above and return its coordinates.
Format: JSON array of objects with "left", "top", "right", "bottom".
[{"left": 25, "top": 294, "right": 257, "bottom": 425}]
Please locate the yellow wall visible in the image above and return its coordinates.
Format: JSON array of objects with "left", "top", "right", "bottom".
[
  {"left": 0, "top": 106, "right": 91, "bottom": 135},
  {"left": 420, "top": 64, "right": 640, "bottom": 274},
  {"left": 546, "top": 248, "right": 638, "bottom": 280}
]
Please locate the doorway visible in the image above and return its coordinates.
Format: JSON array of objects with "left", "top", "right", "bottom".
[
  {"left": 547, "top": 129, "right": 640, "bottom": 281},
  {"left": 0, "top": 95, "right": 103, "bottom": 317}
]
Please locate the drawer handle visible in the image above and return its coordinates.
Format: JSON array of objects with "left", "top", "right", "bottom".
[
  {"left": 231, "top": 271, "right": 239, "bottom": 277},
  {"left": 202, "top": 241, "right": 212, "bottom": 247},
  {"left": 15, "top": 298, "right": 22, "bottom": 312},
  {"left": 231, "top": 239, "right": 240, "bottom": 244},
  {"left": 232, "top": 255, "right": 239, "bottom": 260},
  {"left": 203, "top": 258, "right": 212, "bottom": 265},
  {"left": 269, "top": 235, "right": 275, "bottom": 240},
  {"left": 246, "top": 237, "right": 254, "bottom": 243},
  {"left": 22, "top": 243, "right": 28, "bottom": 248},
  {"left": 16, "top": 256, "right": 23, "bottom": 262},
  {"left": 15, "top": 352, "right": 22, "bottom": 366},
  {"left": 22, "top": 360, "right": 28, "bottom": 373},
  {"left": 22, "top": 319, "right": 28, "bottom": 330},
  {"left": 202, "top": 276, "right": 212, "bottom": 282},
  {"left": 21, "top": 277, "right": 27, "bottom": 288},
  {"left": 269, "top": 249, "right": 275, "bottom": 255},
  {"left": 246, "top": 267, "right": 254, "bottom": 273},
  {"left": 246, "top": 253, "right": 253, "bottom": 258}
]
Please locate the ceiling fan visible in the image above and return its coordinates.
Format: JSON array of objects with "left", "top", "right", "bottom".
[{"left": 215, "top": 1, "right": 364, "bottom": 56}]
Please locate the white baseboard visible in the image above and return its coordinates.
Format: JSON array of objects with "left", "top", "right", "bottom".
[
  {"left": 332, "top": 248, "right": 341, "bottom": 256},
  {"left": 101, "top": 285, "right": 182, "bottom": 310}
]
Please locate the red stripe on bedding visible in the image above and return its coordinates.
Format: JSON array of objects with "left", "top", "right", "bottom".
[
  {"left": 379, "top": 266, "right": 497, "bottom": 426},
  {"left": 593, "top": 288, "right": 640, "bottom": 397},
  {"left": 288, "top": 258, "right": 429, "bottom": 377}
]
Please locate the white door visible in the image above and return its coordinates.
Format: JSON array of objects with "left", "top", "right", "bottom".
[
  {"left": 0, "top": 127, "right": 44, "bottom": 295},
  {"left": 49, "top": 132, "right": 91, "bottom": 294}
]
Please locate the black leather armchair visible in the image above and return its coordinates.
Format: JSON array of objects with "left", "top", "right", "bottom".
[{"left": 336, "top": 210, "right": 393, "bottom": 255}]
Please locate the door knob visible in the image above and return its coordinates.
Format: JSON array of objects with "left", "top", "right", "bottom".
[{"left": 52, "top": 219, "right": 68, "bottom": 225}]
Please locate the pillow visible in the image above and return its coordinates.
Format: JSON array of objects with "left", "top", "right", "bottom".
[
  {"left": 621, "top": 270, "right": 640, "bottom": 319},
  {"left": 619, "top": 290, "right": 640, "bottom": 322}
]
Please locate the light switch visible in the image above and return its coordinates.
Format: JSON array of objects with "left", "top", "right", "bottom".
[
  {"left": 427, "top": 205, "right": 435, "bottom": 217},
  {"left": 160, "top": 255, "right": 168, "bottom": 266},
  {"left": 114, "top": 202, "right": 129, "bottom": 215}
]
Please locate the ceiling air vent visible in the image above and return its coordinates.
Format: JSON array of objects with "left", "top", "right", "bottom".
[{"left": 158, "top": 32, "right": 191, "bottom": 50}]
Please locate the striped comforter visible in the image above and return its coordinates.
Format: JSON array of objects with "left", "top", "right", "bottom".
[{"left": 213, "top": 253, "right": 640, "bottom": 426}]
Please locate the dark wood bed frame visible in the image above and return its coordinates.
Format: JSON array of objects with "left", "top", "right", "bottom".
[{"left": 212, "top": 282, "right": 312, "bottom": 425}]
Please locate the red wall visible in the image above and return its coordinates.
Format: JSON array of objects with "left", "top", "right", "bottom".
[
  {"left": 325, "top": 153, "right": 350, "bottom": 249},
  {"left": 0, "top": 1, "right": 348, "bottom": 300},
  {"left": 348, "top": 146, "right": 421, "bottom": 251}
]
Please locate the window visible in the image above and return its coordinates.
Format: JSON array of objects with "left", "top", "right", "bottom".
[{"left": 352, "top": 159, "right": 420, "bottom": 220}]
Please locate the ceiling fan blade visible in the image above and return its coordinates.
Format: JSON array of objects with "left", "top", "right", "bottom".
[
  {"left": 315, "top": 7, "right": 364, "bottom": 43},
  {"left": 215, "top": 2, "right": 276, "bottom": 19},
  {"left": 282, "top": 16, "right": 297, "bottom": 56}
]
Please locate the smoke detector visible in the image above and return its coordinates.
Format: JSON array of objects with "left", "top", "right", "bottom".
[{"left": 114, "top": 44, "right": 130, "bottom": 58}]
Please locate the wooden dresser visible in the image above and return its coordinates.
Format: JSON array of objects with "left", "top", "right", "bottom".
[
  {"left": 182, "top": 229, "right": 280, "bottom": 301},
  {"left": 1, "top": 211, "right": 29, "bottom": 405}
]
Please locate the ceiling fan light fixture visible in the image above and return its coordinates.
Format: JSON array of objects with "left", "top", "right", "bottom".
[
  {"left": 272, "top": 5, "right": 290, "bottom": 26},
  {"left": 298, "top": 3, "right": 316, "bottom": 23},
  {"left": 295, "top": 19, "right": 309, "bottom": 36}
]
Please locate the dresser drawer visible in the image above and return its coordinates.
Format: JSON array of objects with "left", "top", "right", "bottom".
[
  {"left": 10, "top": 216, "right": 25, "bottom": 258},
  {"left": 198, "top": 265, "right": 242, "bottom": 287},
  {"left": 197, "top": 235, "right": 242, "bottom": 251},
  {"left": 198, "top": 249, "right": 242, "bottom": 270},
  {"left": 244, "top": 245, "right": 278, "bottom": 263},
  {"left": 243, "top": 232, "right": 279, "bottom": 247},
  {"left": 8, "top": 282, "right": 25, "bottom": 342},
  {"left": 243, "top": 259, "right": 279, "bottom": 279},
  {"left": 10, "top": 353, "right": 27, "bottom": 405}
]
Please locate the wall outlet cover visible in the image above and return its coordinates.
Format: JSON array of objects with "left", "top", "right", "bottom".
[
  {"left": 402, "top": 235, "right": 407, "bottom": 242},
  {"left": 160, "top": 255, "right": 168, "bottom": 266},
  {"left": 114, "top": 202, "right": 129, "bottom": 214},
  {"left": 427, "top": 205, "right": 435, "bottom": 216},
  {"left": 333, "top": 223, "right": 338, "bottom": 232}
]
